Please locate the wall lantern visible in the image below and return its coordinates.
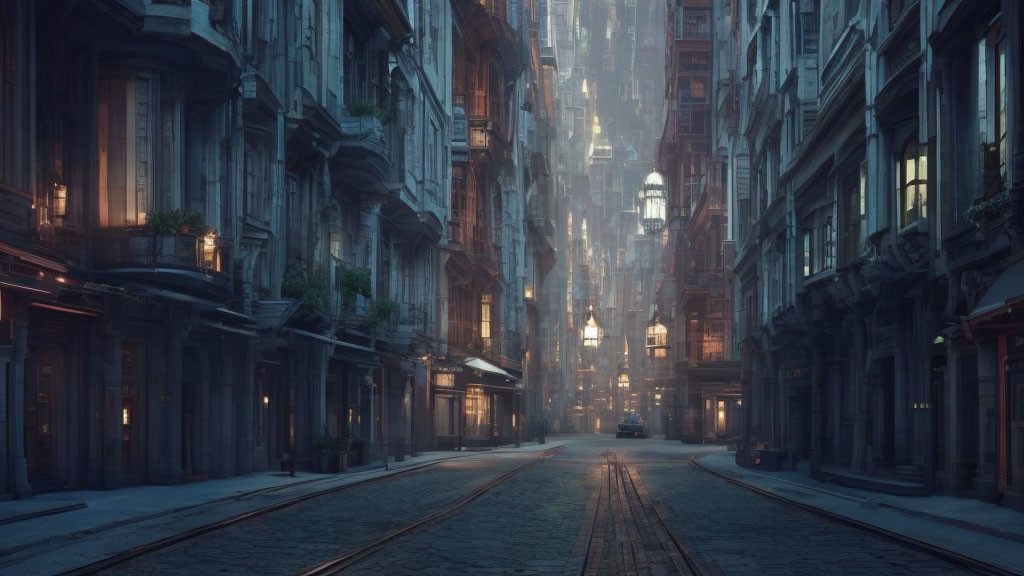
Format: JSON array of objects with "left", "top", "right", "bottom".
[
  {"left": 52, "top": 182, "right": 67, "bottom": 224},
  {"left": 582, "top": 304, "right": 602, "bottom": 347},
  {"left": 639, "top": 171, "right": 666, "bottom": 235},
  {"left": 645, "top": 312, "right": 668, "bottom": 358}
]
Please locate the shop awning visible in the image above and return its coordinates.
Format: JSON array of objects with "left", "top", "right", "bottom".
[
  {"left": 969, "top": 259, "right": 1024, "bottom": 322},
  {"left": 283, "top": 327, "right": 377, "bottom": 353},
  {"left": 464, "top": 356, "right": 520, "bottom": 383}
]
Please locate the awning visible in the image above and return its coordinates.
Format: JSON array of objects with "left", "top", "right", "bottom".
[
  {"left": 283, "top": 327, "right": 377, "bottom": 353},
  {"left": 203, "top": 320, "right": 259, "bottom": 338},
  {"left": 969, "top": 259, "right": 1024, "bottom": 322},
  {"left": 464, "top": 356, "right": 520, "bottom": 384}
]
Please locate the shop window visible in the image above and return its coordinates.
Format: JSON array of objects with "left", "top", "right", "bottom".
[
  {"left": 703, "top": 322, "right": 725, "bottom": 361},
  {"left": 898, "top": 141, "right": 927, "bottom": 228},
  {"left": 465, "top": 387, "right": 490, "bottom": 439}
]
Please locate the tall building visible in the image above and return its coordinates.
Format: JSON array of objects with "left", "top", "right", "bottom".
[
  {"left": 722, "top": 0, "right": 1023, "bottom": 510},
  {"left": 0, "top": 0, "right": 566, "bottom": 497},
  {"left": 658, "top": 0, "right": 740, "bottom": 444}
]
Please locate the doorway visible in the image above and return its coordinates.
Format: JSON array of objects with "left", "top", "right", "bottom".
[
  {"left": 27, "top": 348, "right": 63, "bottom": 489},
  {"left": 121, "top": 341, "right": 144, "bottom": 485}
]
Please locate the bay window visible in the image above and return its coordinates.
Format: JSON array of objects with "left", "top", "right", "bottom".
[
  {"left": 898, "top": 141, "right": 927, "bottom": 228},
  {"left": 98, "top": 68, "right": 181, "bottom": 227}
]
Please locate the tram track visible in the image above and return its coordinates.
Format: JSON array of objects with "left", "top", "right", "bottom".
[
  {"left": 57, "top": 451, "right": 499, "bottom": 576},
  {"left": 578, "top": 451, "right": 710, "bottom": 576},
  {"left": 296, "top": 445, "right": 564, "bottom": 575}
]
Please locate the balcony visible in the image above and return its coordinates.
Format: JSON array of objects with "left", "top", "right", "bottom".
[
  {"left": 682, "top": 270, "right": 727, "bottom": 299},
  {"left": 333, "top": 111, "right": 393, "bottom": 191},
  {"left": 92, "top": 229, "right": 227, "bottom": 296},
  {"left": 457, "top": 0, "right": 521, "bottom": 75},
  {"left": 449, "top": 319, "right": 481, "bottom": 351}
]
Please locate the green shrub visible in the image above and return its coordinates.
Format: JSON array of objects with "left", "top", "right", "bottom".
[
  {"left": 281, "top": 258, "right": 327, "bottom": 312},
  {"left": 146, "top": 210, "right": 209, "bottom": 236},
  {"left": 371, "top": 297, "right": 398, "bottom": 326},
  {"left": 347, "top": 100, "right": 390, "bottom": 125},
  {"left": 338, "top": 265, "right": 373, "bottom": 299}
]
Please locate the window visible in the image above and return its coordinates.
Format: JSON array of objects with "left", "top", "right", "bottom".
[
  {"left": 800, "top": 6, "right": 819, "bottom": 55},
  {"left": 464, "top": 387, "right": 490, "bottom": 439},
  {"left": 679, "top": 77, "right": 706, "bottom": 104},
  {"left": 681, "top": 9, "right": 710, "bottom": 39},
  {"left": 98, "top": 68, "right": 180, "bottom": 227},
  {"left": 898, "top": 141, "right": 927, "bottom": 227},
  {"left": 481, "top": 294, "right": 492, "bottom": 340},
  {"left": 996, "top": 39, "right": 1006, "bottom": 180},
  {"left": 679, "top": 108, "right": 707, "bottom": 135},
  {"left": 803, "top": 212, "right": 836, "bottom": 277},
  {"left": 841, "top": 167, "right": 865, "bottom": 265},
  {"left": 0, "top": 3, "right": 26, "bottom": 190},
  {"left": 344, "top": 23, "right": 370, "bottom": 105}
]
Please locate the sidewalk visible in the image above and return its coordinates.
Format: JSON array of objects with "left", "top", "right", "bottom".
[
  {"left": 0, "top": 440, "right": 562, "bottom": 576},
  {"left": 694, "top": 451, "right": 1024, "bottom": 575}
]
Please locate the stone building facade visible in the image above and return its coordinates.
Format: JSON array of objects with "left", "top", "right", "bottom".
[
  {"left": 720, "top": 0, "right": 1023, "bottom": 509},
  {"left": 658, "top": 0, "right": 741, "bottom": 444},
  {"left": 0, "top": 0, "right": 560, "bottom": 498}
]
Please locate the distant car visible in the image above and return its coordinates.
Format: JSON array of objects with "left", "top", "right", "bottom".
[{"left": 616, "top": 413, "right": 647, "bottom": 438}]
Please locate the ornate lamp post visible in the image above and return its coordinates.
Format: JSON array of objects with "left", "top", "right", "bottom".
[
  {"left": 645, "top": 312, "right": 668, "bottom": 358},
  {"left": 639, "top": 171, "right": 667, "bottom": 235},
  {"left": 582, "top": 304, "right": 602, "bottom": 347}
]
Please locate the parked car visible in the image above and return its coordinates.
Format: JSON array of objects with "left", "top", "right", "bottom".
[{"left": 616, "top": 413, "right": 647, "bottom": 438}]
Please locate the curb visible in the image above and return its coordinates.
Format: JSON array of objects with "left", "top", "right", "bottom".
[{"left": 690, "top": 454, "right": 1021, "bottom": 576}]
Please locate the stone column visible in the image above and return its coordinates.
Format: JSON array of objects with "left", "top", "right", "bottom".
[
  {"left": 309, "top": 342, "right": 328, "bottom": 451},
  {"left": 10, "top": 305, "right": 30, "bottom": 497},
  {"left": 199, "top": 347, "right": 212, "bottom": 474},
  {"left": 166, "top": 309, "right": 184, "bottom": 483},
  {"left": 975, "top": 338, "right": 998, "bottom": 501},
  {"left": 236, "top": 337, "right": 255, "bottom": 475},
  {"left": 101, "top": 333, "right": 122, "bottom": 490}
]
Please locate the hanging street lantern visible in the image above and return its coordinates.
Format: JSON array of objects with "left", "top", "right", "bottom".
[
  {"left": 645, "top": 312, "right": 668, "bottom": 358},
  {"left": 582, "top": 304, "right": 602, "bottom": 347},
  {"left": 639, "top": 171, "right": 667, "bottom": 235}
]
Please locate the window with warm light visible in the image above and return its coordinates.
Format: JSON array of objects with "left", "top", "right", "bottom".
[
  {"left": 98, "top": 68, "right": 181, "bottom": 227},
  {"left": 645, "top": 316, "right": 668, "bottom": 357},
  {"left": 898, "top": 141, "right": 927, "bottom": 228},
  {"left": 202, "top": 232, "right": 220, "bottom": 271},
  {"left": 480, "top": 294, "right": 492, "bottom": 340}
]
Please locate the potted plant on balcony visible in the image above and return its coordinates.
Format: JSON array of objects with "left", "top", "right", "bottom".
[
  {"left": 282, "top": 258, "right": 328, "bottom": 312},
  {"left": 371, "top": 297, "right": 398, "bottom": 331},
  {"left": 337, "top": 264, "right": 373, "bottom": 313},
  {"left": 347, "top": 100, "right": 391, "bottom": 125},
  {"left": 145, "top": 209, "right": 211, "bottom": 265}
]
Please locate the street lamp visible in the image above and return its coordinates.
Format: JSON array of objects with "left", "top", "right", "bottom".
[
  {"left": 639, "top": 171, "right": 667, "bottom": 235},
  {"left": 582, "top": 304, "right": 602, "bottom": 347},
  {"left": 645, "top": 312, "right": 668, "bottom": 358}
]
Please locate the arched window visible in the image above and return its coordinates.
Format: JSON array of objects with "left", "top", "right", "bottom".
[{"left": 898, "top": 141, "right": 927, "bottom": 228}]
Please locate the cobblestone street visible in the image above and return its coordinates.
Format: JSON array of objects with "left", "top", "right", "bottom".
[{"left": 74, "top": 437, "right": 1003, "bottom": 575}]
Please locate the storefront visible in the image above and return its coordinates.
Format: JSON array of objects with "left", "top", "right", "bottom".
[{"left": 431, "top": 356, "right": 522, "bottom": 448}]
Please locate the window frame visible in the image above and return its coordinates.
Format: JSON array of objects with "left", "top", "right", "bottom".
[{"left": 898, "top": 140, "right": 928, "bottom": 228}]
